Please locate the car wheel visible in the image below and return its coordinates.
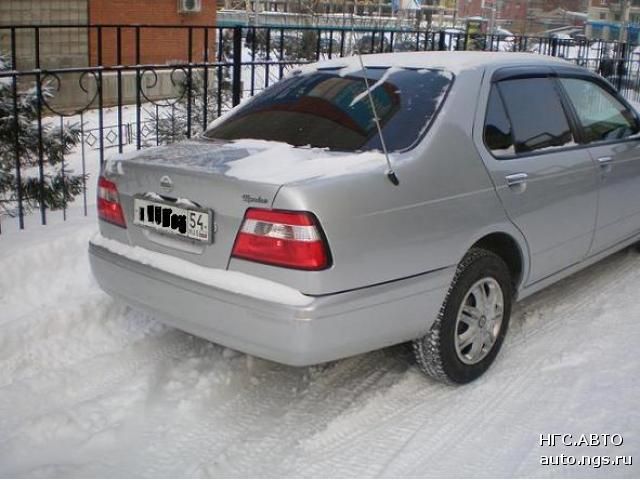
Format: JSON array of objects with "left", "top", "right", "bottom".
[{"left": 412, "top": 248, "right": 512, "bottom": 384}]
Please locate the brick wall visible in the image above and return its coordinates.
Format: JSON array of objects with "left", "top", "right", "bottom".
[
  {"left": 88, "top": 0, "right": 218, "bottom": 66},
  {"left": 457, "top": 0, "right": 484, "bottom": 22},
  {"left": 0, "top": 0, "right": 89, "bottom": 69}
]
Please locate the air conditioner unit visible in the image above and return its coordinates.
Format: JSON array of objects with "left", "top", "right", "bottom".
[{"left": 178, "top": 0, "right": 202, "bottom": 13}]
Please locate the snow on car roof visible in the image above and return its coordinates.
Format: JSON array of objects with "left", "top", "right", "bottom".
[{"left": 302, "top": 51, "right": 572, "bottom": 75}]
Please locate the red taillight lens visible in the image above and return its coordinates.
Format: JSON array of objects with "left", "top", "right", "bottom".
[
  {"left": 232, "top": 208, "right": 330, "bottom": 270},
  {"left": 97, "top": 176, "right": 126, "bottom": 228}
]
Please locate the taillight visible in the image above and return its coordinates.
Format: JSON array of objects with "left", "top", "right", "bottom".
[
  {"left": 232, "top": 208, "right": 331, "bottom": 270},
  {"left": 97, "top": 176, "right": 126, "bottom": 228}
]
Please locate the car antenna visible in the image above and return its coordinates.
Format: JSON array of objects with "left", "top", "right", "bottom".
[{"left": 350, "top": 26, "right": 399, "bottom": 186}]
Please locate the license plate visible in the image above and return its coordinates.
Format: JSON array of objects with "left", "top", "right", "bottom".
[{"left": 133, "top": 197, "right": 211, "bottom": 243}]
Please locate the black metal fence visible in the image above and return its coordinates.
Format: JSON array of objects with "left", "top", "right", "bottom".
[{"left": 1, "top": 23, "right": 640, "bottom": 233}]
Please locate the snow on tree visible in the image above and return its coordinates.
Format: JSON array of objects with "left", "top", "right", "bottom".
[
  {"left": 246, "top": 28, "right": 322, "bottom": 62},
  {"left": 147, "top": 34, "right": 234, "bottom": 145},
  {"left": 147, "top": 69, "right": 232, "bottom": 145},
  {"left": 0, "top": 54, "right": 84, "bottom": 217}
]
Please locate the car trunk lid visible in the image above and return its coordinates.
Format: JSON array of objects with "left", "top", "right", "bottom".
[
  {"left": 103, "top": 138, "right": 383, "bottom": 271},
  {"left": 105, "top": 139, "right": 283, "bottom": 270}
]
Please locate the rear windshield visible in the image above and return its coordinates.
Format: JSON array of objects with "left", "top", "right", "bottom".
[{"left": 203, "top": 67, "right": 453, "bottom": 152}]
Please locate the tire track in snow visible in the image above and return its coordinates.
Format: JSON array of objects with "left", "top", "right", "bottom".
[
  {"left": 509, "top": 248, "right": 640, "bottom": 347},
  {"left": 115, "top": 359, "right": 305, "bottom": 477},
  {"left": 117, "top": 350, "right": 404, "bottom": 477},
  {"left": 287, "top": 359, "right": 533, "bottom": 477},
  {"left": 285, "top": 259, "right": 637, "bottom": 476},
  {"left": 276, "top": 249, "right": 640, "bottom": 477},
  {"left": 218, "top": 352, "right": 403, "bottom": 477}
]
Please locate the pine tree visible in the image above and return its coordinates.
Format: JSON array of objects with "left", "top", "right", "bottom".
[
  {"left": 148, "top": 33, "right": 234, "bottom": 145},
  {"left": 147, "top": 68, "right": 232, "bottom": 145},
  {"left": 0, "top": 54, "right": 84, "bottom": 217},
  {"left": 246, "top": 28, "right": 320, "bottom": 62}
]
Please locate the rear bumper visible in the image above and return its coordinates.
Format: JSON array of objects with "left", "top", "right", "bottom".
[{"left": 89, "top": 239, "right": 454, "bottom": 366}]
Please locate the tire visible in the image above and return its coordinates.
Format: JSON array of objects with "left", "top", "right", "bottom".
[{"left": 412, "top": 248, "right": 513, "bottom": 384}]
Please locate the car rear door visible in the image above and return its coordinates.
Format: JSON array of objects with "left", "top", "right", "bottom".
[
  {"left": 555, "top": 73, "right": 640, "bottom": 254},
  {"left": 475, "top": 68, "right": 599, "bottom": 285}
]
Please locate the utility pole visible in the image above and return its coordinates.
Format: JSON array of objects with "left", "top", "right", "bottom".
[
  {"left": 621, "top": 0, "right": 631, "bottom": 42},
  {"left": 483, "top": 0, "right": 497, "bottom": 33},
  {"left": 453, "top": 0, "right": 458, "bottom": 26}
]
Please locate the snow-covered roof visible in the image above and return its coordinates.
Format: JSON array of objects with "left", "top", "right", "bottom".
[{"left": 307, "top": 51, "right": 571, "bottom": 75}]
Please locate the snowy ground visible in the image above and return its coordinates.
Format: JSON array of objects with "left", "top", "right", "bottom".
[{"left": 0, "top": 210, "right": 639, "bottom": 477}]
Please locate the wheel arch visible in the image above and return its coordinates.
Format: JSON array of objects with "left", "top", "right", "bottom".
[{"left": 465, "top": 227, "right": 530, "bottom": 294}]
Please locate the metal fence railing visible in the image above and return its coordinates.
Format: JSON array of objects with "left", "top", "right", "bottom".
[{"left": 1, "top": 23, "right": 640, "bottom": 233}]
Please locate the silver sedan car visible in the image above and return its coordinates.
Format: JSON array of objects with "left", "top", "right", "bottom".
[{"left": 89, "top": 52, "right": 640, "bottom": 383}]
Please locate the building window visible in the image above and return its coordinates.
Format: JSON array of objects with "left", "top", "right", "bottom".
[{"left": 600, "top": 12, "right": 607, "bottom": 19}]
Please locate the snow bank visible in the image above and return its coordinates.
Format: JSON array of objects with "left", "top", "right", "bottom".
[{"left": 90, "top": 233, "right": 312, "bottom": 307}]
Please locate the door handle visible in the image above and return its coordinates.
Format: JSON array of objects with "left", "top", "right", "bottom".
[
  {"left": 505, "top": 173, "right": 528, "bottom": 188},
  {"left": 506, "top": 173, "right": 528, "bottom": 185},
  {"left": 598, "top": 156, "right": 613, "bottom": 174}
]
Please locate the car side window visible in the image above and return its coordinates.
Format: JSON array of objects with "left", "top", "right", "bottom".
[
  {"left": 559, "top": 77, "right": 640, "bottom": 143},
  {"left": 484, "top": 85, "right": 515, "bottom": 156},
  {"left": 496, "top": 77, "right": 574, "bottom": 155}
]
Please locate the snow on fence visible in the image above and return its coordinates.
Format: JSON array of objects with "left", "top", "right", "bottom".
[{"left": 1, "top": 24, "right": 640, "bottom": 234}]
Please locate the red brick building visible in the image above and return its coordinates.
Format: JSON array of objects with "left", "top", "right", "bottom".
[{"left": 88, "top": 0, "right": 218, "bottom": 66}]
